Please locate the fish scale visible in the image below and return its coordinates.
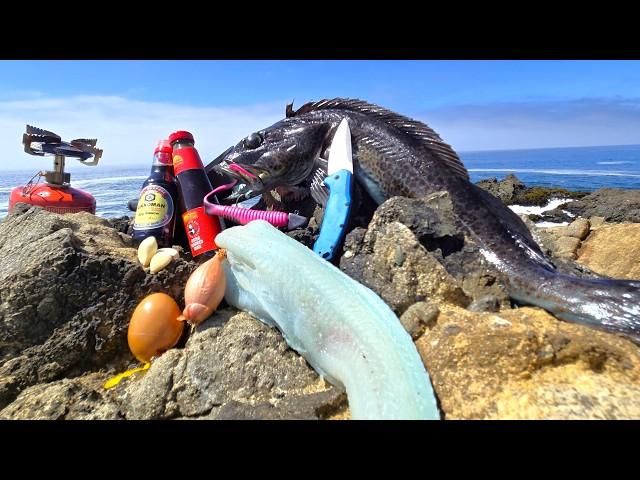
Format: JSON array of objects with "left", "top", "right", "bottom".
[{"left": 210, "top": 98, "right": 640, "bottom": 343}]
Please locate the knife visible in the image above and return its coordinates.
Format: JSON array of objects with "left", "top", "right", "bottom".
[{"left": 313, "top": 118, "right": 353, "bottom": 260}]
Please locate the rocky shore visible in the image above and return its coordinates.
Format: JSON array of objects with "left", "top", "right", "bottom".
[{"left": 1, "top": 175, "right": 639, "bottom": 420}]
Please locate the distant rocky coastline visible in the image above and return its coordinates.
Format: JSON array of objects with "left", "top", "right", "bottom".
[
  {"left": 476, "top": 173, "right": 640, "bottom": 224},
  {"left": 476, "top": 173, "right": 589, "bottom": 206},
  {"left": 0, "top": 175, "right": 639, "bottom": 420}
]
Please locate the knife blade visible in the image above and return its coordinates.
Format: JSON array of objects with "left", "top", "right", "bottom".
[{"left": 313, "top": 118, "right": 353, "bottom": 261}]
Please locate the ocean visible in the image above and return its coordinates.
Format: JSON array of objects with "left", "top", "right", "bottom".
[{"left": 1, "top": 144, "right": 640, "bottom": 219}]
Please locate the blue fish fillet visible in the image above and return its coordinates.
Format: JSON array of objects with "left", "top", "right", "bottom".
[{"left": 215, "top": 220, "right": 440, "bottom": 420}]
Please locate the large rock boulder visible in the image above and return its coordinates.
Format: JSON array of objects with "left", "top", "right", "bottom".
[
  {"left": 416, "top": 304, "right": 640, "bottom": 419},
  {"left": 0, "top": 204, "right": 196, "bottom": 409},
  {"left": 0, "top": 310, "right": 347, "bottom": 420},
  {"left": 577, "top": 223, "right": 640, "bottom": 279},
  {"left": 339, "top": 193, "right": 511, "bottom": 314},
  {"left": 476, "top": 174, "right": 526, "bottom": 204}
]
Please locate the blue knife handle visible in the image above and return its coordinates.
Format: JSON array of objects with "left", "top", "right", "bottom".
[{"left": 313, "top": 169, "right": 353, "bottom": 261}]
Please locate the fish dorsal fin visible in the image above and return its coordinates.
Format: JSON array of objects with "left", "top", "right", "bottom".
[{"left": 288, "top": 98, "right": 469, "bottom": 181}]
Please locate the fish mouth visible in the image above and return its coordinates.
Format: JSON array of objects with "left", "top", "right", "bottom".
[{"left": 213, "top": 161, "right": 270, "bottom": 201}]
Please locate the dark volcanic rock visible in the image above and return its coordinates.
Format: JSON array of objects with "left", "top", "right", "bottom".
[
  {"left": 476, "top": 174, "right": 587, "bottom": 206},
  {"left": 0, "top": 205, "right": 347, "bottom": 419},
  {"left": 536, "top": 208, "right": 574, "bottom": 224},
  {"left": 339, "top": 193, "right": 512, "bottom": 315},
  {"left": 0, "top": 372, "right": 123, "bottom": 420},
  {"left": 514, "top": 187, "right": 586, "bottom": 206},
  {"left": 106, "top": 216, "right": 133, "bottom": 235},
  {"left": 0, "top": 310, "right": 347, "bottom": 420},
  {"left": 112, "top": 310, "right": 346, "bottom": 420},
  {"left": 0, "top": 205, "right": 197, "bottom": 409},
  {"left": 564, "top": 189, "right": 640, "bottom": 223},
  {"left": 476, "top": 174, "right": 526, "bottom": 204}
]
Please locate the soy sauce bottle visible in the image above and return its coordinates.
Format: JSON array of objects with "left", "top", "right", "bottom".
[
  {"left": 169, "top": 130, "right": 223, "bottom": 257},
  {"left": 132, "top": 140, "right": 178, "bottom": 247}
]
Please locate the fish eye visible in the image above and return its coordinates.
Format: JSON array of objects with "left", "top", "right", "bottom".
[{"left": 244, "top": 132, "right": 263, "bottom": 150}]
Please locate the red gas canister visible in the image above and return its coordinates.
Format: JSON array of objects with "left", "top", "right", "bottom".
[{"left": 9, "top": 182, "right": 96, "bottom": 214}]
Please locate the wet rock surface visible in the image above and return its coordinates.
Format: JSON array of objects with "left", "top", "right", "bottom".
[
  {"left": 530, "top": 208, "right": 575, "bottom": 224},
  {"left": 564, "top": 188, "right": 640, "bottom": 223}
]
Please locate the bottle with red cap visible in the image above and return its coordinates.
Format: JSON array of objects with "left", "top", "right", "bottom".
[
  {"left": 132, "top": 140, "right": 179, "bottom": 248},
  {"left": 169, "top": 130, "right": 223, "bottom": 257}
]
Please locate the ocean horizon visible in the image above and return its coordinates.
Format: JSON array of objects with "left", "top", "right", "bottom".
[{"left": 2, "top": 143, "right": 640, "bottom": 219}]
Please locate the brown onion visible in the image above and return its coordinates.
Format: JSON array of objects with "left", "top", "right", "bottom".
[{"left": 178, "top": 249, "right": 226, "bottom": 325}]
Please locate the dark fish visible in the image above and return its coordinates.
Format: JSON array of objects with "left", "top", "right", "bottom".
[{"left": 209, "top": 98, "right": 640, "bottom": 342}]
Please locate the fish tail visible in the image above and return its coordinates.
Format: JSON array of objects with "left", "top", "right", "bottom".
[{"left": 510, "top": 266, "right": 640, "bottom": 343}]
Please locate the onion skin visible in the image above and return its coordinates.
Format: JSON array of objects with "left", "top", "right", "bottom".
[
  {"left": 179, "top": 249, "right": 226, "bottom": 325},
  {"left": 127, "top": 293, "right": 184, "bottom": 363}
]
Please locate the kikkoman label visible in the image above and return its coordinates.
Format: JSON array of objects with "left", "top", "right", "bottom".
[{"left": 133, "top": 185, "right": 174, "bottom": 230}]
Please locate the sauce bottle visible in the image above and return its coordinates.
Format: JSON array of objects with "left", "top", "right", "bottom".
[
  {"left": 132, "top": 140, "right": 178, "bottom": 247},
  {"left": 169, "top": 130, "right": 223, "bottom": 257}
]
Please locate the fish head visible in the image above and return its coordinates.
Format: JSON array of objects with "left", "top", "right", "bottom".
[{"left": 212, "top": 117, "right": 331, "bottom": 201}]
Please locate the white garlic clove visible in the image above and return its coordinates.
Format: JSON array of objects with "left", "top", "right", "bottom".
[
  {"left": 149, "top": 251, "right": 173, "bottom": 273},
  {"left": 156, "top": 248, "right": 179, "bottom": 259},
  {"left": 137, "top": 236, "right": 158, "bottom": 267}
]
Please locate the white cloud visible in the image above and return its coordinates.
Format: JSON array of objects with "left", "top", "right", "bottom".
[
  {"left": 3, "top": 95, "right": 640, "bottom": 173},
  {"left": 421, "top": 98, "right": 640, "bottom": 151},
  {"left": 0, "top": 95, "right": 285, "bottom": 171}
]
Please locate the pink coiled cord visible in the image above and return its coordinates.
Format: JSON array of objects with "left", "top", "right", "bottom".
[
  {"left": 204, "top": 188, "right": 306, "bottom": 230},
  {"left": 205, "top": 202, "right": 290, "bottom": 227}
]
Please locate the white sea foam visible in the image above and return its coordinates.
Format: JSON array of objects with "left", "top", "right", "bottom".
[
  {"left": 535, "top": 221, "right": 569, "bottom": 228},
  {"left": 509, "top": 198, "right": 573, "bottom": 216},
  {"left": 597, "top": 161, "right": 633, "bottom": 165}
]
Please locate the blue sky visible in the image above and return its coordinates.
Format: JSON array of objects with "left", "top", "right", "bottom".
[{"left": 1, "top": 60, "right": 640, "bottom": 170}]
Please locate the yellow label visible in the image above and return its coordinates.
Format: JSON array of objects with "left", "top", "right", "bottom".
[
  {"left": 183, "top": 211, "right": 198, "bottom": 222},
  {"left": 133, "top": 185, "right": 174, "bottom": 230},
  {"left": 173, "top": 155, "right": 183, "bottom": 167}
]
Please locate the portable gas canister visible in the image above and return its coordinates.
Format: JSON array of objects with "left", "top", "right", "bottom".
[{"left": 9, "top": 125, "right": 102, "bottom": 214}]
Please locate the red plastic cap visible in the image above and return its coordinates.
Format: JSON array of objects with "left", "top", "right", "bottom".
[
  {"left": 154, "top": 139, "right": 173, "bottom": 155},
  {"left": 168, "top": 130, "right": 194, "bottom": 144}
]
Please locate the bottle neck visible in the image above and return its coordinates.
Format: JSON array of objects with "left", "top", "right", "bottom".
[
  {"left": 171, "top": 140, "right": 203, "bottom": 175},
  {"left": 172, "top": 139, "right": 195, "bottom": 150},
  {"left": 153, "top": 152, "right": 173, "bottom": 166},
  {"left": 149, "top": 153, "right": 175, "bottom": 182}
]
